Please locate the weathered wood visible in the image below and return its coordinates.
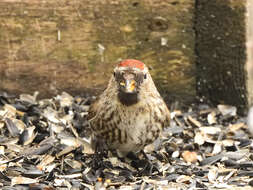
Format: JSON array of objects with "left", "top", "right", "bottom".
[
  {"left": 195, "top": 0, "right": 250, "bottom": 113},
  {"left": 0, "top": 0, "right": 195, "bottom": 105},
  {"left": 246, "top": 0, "right": 253, "bottom": 109}
]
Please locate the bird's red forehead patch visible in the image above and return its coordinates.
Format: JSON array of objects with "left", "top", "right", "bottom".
[{"left": 118, "top": 59, "right": 145, "bottom": 70}]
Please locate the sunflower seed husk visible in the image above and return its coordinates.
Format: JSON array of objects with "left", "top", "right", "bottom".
[{"left": 0, "top": 91, "right": 251, "bottom": 189}]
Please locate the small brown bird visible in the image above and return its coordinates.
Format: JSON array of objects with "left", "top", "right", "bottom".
[{"left": 88, "top": 59, "right": 170, "bottom": 157}]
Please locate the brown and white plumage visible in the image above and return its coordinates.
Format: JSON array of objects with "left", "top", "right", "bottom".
[{"left": 88, "top": 59, "right": 170, "bottom": 156}]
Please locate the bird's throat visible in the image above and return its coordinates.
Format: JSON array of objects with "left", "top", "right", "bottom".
[{"left": 118, "top": 91, "right": 139, "bottom": 106}]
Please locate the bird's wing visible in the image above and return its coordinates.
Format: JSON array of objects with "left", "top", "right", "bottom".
[{"left": 87, "top": 98, "right": 100, "bottom": 122}]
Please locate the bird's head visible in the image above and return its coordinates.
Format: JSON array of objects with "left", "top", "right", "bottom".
[
  {"left": 113, "top": 59, "right": 149, "bottom": 95},
  {"left": 111, "top": 59, "right": 152, "bottom": 106}
]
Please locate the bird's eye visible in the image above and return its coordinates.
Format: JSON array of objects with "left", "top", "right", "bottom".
[{"left": 144, "top": 74, "right": 147, "bottom": 79}]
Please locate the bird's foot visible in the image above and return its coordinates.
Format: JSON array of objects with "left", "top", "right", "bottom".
[
  {"left": 137, "top": 158, "right": 159, "bottom": 176},
  {"left": 127, "top": 151, "right": 160, "bottom": 176}
]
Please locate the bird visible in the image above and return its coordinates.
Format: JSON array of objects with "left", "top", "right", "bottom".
[{"left": 88, "top": 59, "right": 170, "bottom": 157}]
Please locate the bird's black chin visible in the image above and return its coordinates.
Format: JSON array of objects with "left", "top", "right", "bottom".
[{"left": 118, "top": 91, "right": 139, "bottom": 106}]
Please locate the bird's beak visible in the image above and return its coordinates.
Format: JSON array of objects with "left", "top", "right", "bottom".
[{"left": 120, "top": 79, "right": 136, "bottom": 93}]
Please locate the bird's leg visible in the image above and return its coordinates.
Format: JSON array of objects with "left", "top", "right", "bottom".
[
  {"left": 137, "top": 150, "right": 160, "bottom": 176},
  {"left": 91, "top": 136, "right": 108, "bottom": 156},
  {"left": 126, "top": 151, "right": 139, "bottom": 160},
  {"left": 139, "top": 150, "right": 153, "bottom": 175},
  {"left": 126, "top": 150, "right": 155, "bottom": 176},
  {"left": 90, "top": 138, "right": 108, "bottom": 170}
]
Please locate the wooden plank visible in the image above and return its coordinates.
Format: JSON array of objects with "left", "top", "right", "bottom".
[{"left": 0, "top": 0, "right": 195, "bottom": 105}]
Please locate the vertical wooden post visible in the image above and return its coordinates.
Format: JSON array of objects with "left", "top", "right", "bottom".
[
  {"left": 195, "top": 0, "right": 249, "bottom": 113},
  {"left": 246, "top": 0, "right": 253, "bottom": 107}
]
